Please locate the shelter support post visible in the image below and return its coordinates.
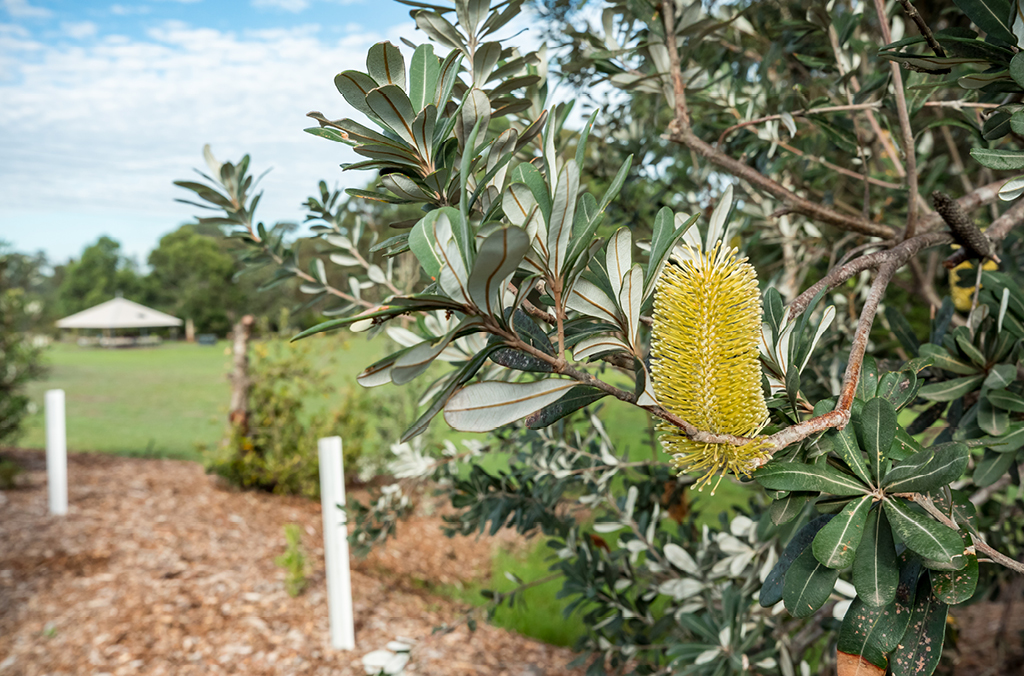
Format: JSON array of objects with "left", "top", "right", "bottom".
[
  {"left": 318, "top": 436, "right": 355, "bottom": 651},
  {"left": 45, "top": 389, "right": 67, "bottom": 516}
]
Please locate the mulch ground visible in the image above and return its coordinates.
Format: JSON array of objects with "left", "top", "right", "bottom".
[
  {"left": 0, "top": 450, "right": 582, "bottom": 676},
  {"left": 2, "top": 450, "right": 1022, "bottom": 675}
]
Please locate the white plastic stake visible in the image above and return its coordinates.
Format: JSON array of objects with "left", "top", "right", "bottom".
[
  {"left": 45, "top": 389, "right": 68, "bottom": 516},
  {"left": 318, "top": 436, "right": 355, "bottom": 651}
]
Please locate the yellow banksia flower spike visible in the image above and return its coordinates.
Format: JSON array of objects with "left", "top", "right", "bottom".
[
  {"left": 651, "top": 241, "right": 770, "bottom": 493},
  {"left": 949, "top": 259, "right": 998, "bottom": 312}
]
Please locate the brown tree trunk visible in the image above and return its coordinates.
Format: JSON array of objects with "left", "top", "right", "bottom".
[{"left": 228, "top": 315, "right": 255, "bottom": 436}]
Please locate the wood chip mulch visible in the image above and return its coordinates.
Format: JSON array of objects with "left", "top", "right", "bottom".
[{"left": 0, "top": 450, "right": 583, "bottom": 676}]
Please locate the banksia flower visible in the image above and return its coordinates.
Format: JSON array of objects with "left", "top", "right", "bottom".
[
  {"left": 949, "top": 258, "right": 998, "bottom": 312},
  {"left": 651, "top": 242, "right": 770, "bottom": 492}
]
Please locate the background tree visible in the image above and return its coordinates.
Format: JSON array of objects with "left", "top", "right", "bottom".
[
  {"left": 56, "top": 236, "right": 144, "bottom": 316},
  {"left": 0, "top": 246, "right": 47, "bottom": 446}
]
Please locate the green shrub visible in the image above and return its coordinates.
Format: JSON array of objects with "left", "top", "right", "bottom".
[
  {"left": 206, "top": 338, "right": 427, "bottom": 496},
  {"left": 0, "top": 458, "right": 23, "bottom": 489},
  {"left": 275, "top": 523, "right": 308, "bottom": 597}
]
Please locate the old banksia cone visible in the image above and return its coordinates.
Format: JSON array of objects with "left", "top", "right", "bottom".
[{"left": 651, "top": 238, "right": 770, "bottom": 492}]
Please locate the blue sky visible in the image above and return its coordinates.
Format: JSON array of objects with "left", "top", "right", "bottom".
[{"left": 0, "top": 0, "right": 423, "bottom": 264}]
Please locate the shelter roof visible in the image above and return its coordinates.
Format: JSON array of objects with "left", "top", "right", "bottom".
[{"left": 56, "top": 298, "right": 183, "bottom": 329}]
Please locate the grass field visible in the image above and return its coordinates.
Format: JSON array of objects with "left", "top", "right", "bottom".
[{"left": 19, "top": 335, "right": 389, "bottom": 460}]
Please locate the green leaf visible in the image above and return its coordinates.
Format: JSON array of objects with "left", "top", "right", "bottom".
[
  {"left": 877, "top": 370, "right": 918, "bottom": 410},
  {"left": 973, "top": 449, "right": 1015, "bottom": 486},
  {"left": 408, "top": 43, "right": 439, "bottom": 112},
  {"left": 525, "top": 386, "right": 609, "bottom": 428},
  {"left": 930, "top": 536, "right": 978, "bottom": 604},
  {"left": 918, "top": 344, "right": 980, "bottom": 375},
  {"left": 858, "top": 355, "right": 879, "bottom": 400},
  {"left": 433, "top": 50, "right": 463, "bottom": 109},
  {"left": 927, "top": 489, "right": 977, "bottom": 528},
  {"left": 970, "top": 146, "right": 1024, "bottom": 171},
  {"left": 467, "top": 226, "right": 530, "bottom": 317},
  {"left": 356, "top": 347, "right": 414, "bottom": 387},
  {"left": 861, "top": 397, "right": 898, "bottom": 487},
  {"left": 366, "top": 41, "right": 406, "bottom": 91},
  {"left": 414, "top": 10, "right": 465, "bottom": 51},
  {"left": 391, "top": 315, "right": 481, "bottom": 385},
  {"left": 443, "top": 379, "right": 576, "bottom": 431},
  {"left": 884, "top": 307, "right": 921, "bottom": 355},
  {"left": 770, "top": 493, "right": 811, "bottom": 525},
  {"left": 366, "top": 84, "right": 418, "bottom": 147},
  {"left": 951, "top": 0, "right": 1016, "bottom": 45},
  {"left": 812, "top": 495, "right": 873, "bottom": 569},
  {"left": 754, "top": 460, "right": 871, "bottom": 496},
  {"left": 984, "top": 363, "right": 1017, "bottom": 389},
  {"left": 303, "top": 127, "right": 349, "bottom": 143},
  {"left": 1013, "top": 52, "right": 1024, "bottom": 90},
  {"left": 955, "top": 331, "right": 988, "bottom": 368},
  {"left": 471, "top": 41, "right": 501, "bottom": 85},
  {"left": 853, "top": 507, "right": 899, "bottom": 607},
  {"left": 830, "top": 424, "right": 874, "bottom": 486},
  {"left": 884, "top": 498, "right": 965, "bottom": 565},
  {"left": 889, "top": 427, "right": 924, "bottom": 462},
  {"left": 988, "top": 388, "right": 1024, "bottom": 412},
  {"left": 509, "top": 163, "right": 551, "bottom": 224},
  {"left": 978, "top": 395, "right": 1010, "bottom": 436},
  {"left": 599, "top": 154, "right": 633, "bottom": 214},
  {"left": 334, "top": 70, "right": 380, "bottom": 121},
  {"left": 411, "top": 105, "right": 438, "bottom": 162},
  {"left": 890, "top": 575, "right": 948, "bottom": 676},
  {"left": 918, "top": 373, "right": 986, "bottom": 401},
  {"left": 989, "top": 422, "right": 1024, "bottom": 452},
  {"left": 783, "top": 547, "right": 840, "bottom": 617},
  {"left": 883, "top": 443, "right": 969, "bottom": 494},
  {"left": 760, "top": 514, "right": 834, "bottom": 607}
]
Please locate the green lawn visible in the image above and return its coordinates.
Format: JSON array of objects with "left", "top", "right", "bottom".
[{"left": 19, "top": 335, "right": 388, "bottom": 460}]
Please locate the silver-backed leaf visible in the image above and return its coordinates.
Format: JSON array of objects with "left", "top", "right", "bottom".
[
  {"left": 547, "top": 162, "right": 580, "bottom": 278},
  {"left": 366, "top": 41, "right": 407, "bottom": 91},
  {"left": 606, "top": 228, "right": 631, "bottom": 300},
  {"left": 334, "top": 70, "right": 380, "bottom": 121},
  {"left": 382, "top": 174, "right": 430, "bottom": 202},
  {"left": 566, "top": 279, "right": 619, "bottom": 323},
  {"left": 467, "top": 226, "right": 530, "bottom": 317},
  {"left": 408, "top": 43, "right": 439, "bottom": 112},
  {"left": 455, "top": 88, "right": 491, "bottom": 149},
  {"left": 411, "top": 105, "right": 437, "bottom": 162},
  {"left": 472, "top": 41, "right": 502, "bottom": 85},
  {"left": 573, "top": 334, "right": 631, "bottom": 361},
  {"left": 619, "top": 264, "right": 643, "bottom": 347},
  {"left": 444, "top": 379, "right": 576, "bottom": 432},
  {"left": 366, "top": 84, "right": 419, "bottom": 147}
]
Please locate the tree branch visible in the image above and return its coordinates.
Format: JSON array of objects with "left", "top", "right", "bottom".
[{"left": 913, "top": 493, "right": 1024, "bottom": 575}]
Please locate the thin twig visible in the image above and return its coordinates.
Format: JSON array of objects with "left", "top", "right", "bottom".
[
  {"left": 777, "top": 141, "right": 903, "bottom": 190},
  {"left": 897, "top": 0, "right": 946, "bottom": 57},
  {"left": 716, "top": 102, "right": 883, "bottom": 146},
  {"left": 874, "top": 0, "right": 919, "bottom": 240},
  {"left": 913, "top": 493, "right": 1024, "bottom": 575}
]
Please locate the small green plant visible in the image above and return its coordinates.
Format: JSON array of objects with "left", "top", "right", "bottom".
[
  {"left": 275, "top": 523, "right": 308, "bottom": 597},
  {"left": 0, "top": 458, "right": 23, "bottom": 489}
]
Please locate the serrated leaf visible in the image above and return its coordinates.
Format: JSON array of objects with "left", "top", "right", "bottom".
[
  {"left": 883, "top": 443, "right": 969, "bottom": 494},
  {"left": 918, "top": 373, "right": 986, "bottom": 401},
  {"left": 853, "top": 507, "right": 899, "bottom": 607},
  {"left": 890, "top": 575, "right": 947, "bottom": 676},
  {"left": 783, "top": 547, "right": 840, "bottom": 617},
  {"left": 812, "top": 495, "right": 873, "bottom": 569},
  {"left": 443, "top": 379, "right": 576, "bottom": 432},
  {"left": 754, "top": 461, "right": 871, "bottom": 496},
  {"left": 760, "top": 515, "right": 834, "bottom": 607},
  {"left": 884, "top": 498, "right": 964, "bottom": 565}
]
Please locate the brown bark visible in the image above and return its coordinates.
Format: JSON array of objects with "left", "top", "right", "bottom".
[{"left": 228, "top": 315, "right": 255, "bottom": 435}]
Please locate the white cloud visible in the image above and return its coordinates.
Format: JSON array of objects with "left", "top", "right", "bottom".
[
  {"left": 61, "top": 21, "right": 99, "bottom": 39},
  {"left": 2, "top": 0, "right": 52, "bottom": 19},
  {"left": 252, "top": 0, "right": 310, "bottom": 11},
  {"left": 0, "top": 18, "right": 416, "bottom": 260},
  {"left": 110, "top": 4, "right": 152, "bottom": 16}
]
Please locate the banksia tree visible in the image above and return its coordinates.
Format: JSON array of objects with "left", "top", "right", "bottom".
[{"left": 651, "top": 239, "right": 770, "bottom": 491}]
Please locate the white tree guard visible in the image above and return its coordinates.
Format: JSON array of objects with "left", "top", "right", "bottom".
[
  {"left": 45, "top": 389, "right": 68, "bottom": 516},
  {"left": 318, "top": 436, "right": 355, "bottom": 650}
]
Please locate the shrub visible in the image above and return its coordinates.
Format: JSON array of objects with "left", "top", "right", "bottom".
[{"left": 275, "top": 523, "right": 309, "bottom": 597}]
